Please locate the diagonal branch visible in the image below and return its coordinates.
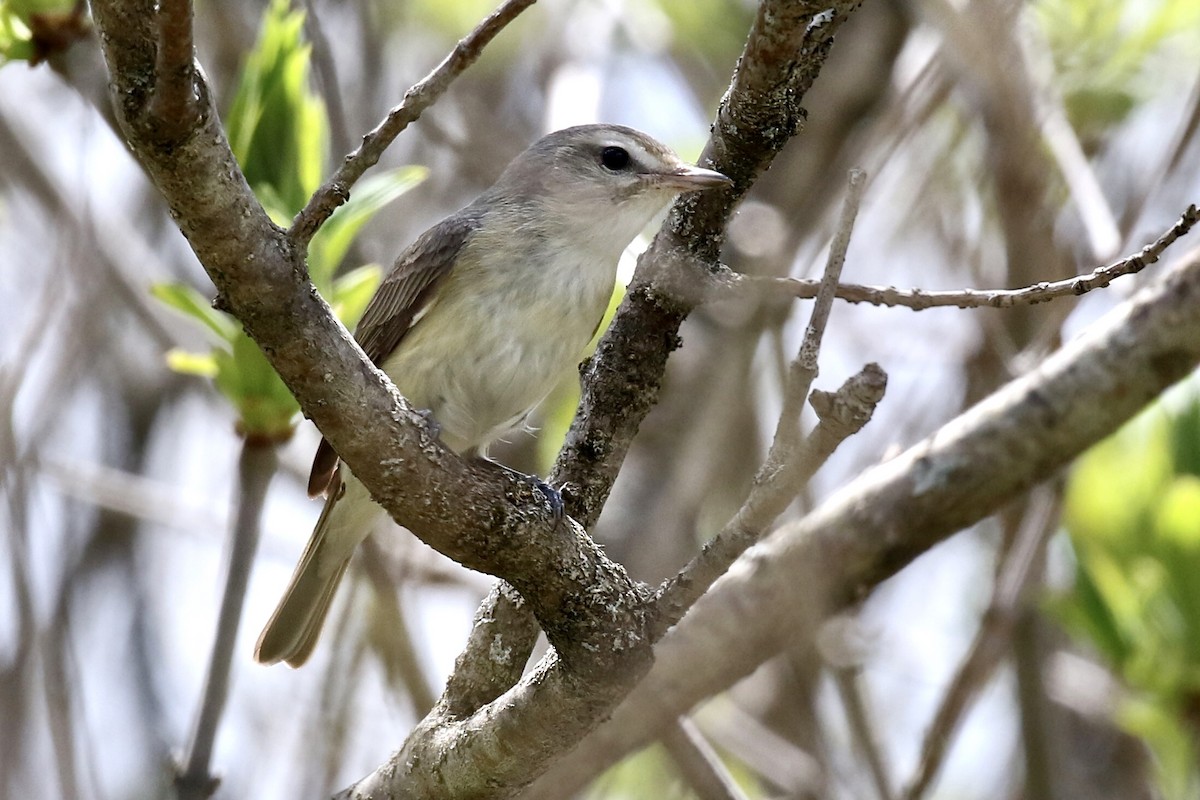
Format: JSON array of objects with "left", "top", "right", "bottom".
[
  {"left": 526, "top": 242, "right": 1200, "bottom": 797},
  {"left": 655, "top": 170, "right": 877, "bottom": 635},
  {"left": 552, "top": 0, "right": 863, "bottom": 528},
  {"left": 289, "top": 0, "right": 538, "bottom": 245}
]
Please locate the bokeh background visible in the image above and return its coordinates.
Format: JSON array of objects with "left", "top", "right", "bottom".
[{"left": 3, "top": 0, "right": 1200, "bottom": 798}]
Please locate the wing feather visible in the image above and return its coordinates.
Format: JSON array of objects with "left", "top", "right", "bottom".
[{"left": 307, "top": 211, "right": 480, "bottom": 497}]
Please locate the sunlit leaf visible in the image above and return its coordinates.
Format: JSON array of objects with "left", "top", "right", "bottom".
[
  {"left": 331, "top": 264, "right": 383, "bottom": 330},
  {"left": 309, "top": 166, "right": 427, "bottom": 288},
  {"left": 226, "top": 0, "right": 327, "bottom": 215},
  {"left": 150, "top": 282, "right": 238, "bottom": 342},
  {"left": 164, "top": 349, "right": 220, "bottom": 378}
]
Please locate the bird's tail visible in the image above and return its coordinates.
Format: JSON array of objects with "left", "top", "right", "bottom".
[{"left": 254, "top": 474, "right": 377, "bottom": 667}]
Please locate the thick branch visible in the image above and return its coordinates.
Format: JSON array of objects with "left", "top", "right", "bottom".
[
  {"left": 527, "top": 243, "right": 1200, "bottom": 796},
  {"left": 89, "top": 1, "right": 664, "bottom": 795},
  {"left": 552, "top": 0, "right": 862, "bottom": 527}
]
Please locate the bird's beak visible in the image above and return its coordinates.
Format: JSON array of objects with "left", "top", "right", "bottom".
[{"left": 651, "top": 164, "right": 733, "bottom": 192}]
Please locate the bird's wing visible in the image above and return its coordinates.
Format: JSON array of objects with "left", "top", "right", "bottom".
[{"left": 307, "top": 212, "right": 480, "bottom": 498}]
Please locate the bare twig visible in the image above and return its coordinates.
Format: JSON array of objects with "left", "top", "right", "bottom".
[
  {"left": 551, "top": 0, "right": 863, "bottom": 527},
  {"left": 662, "top": 717, "right": 750, "bottom": 800},
  {"left": 785, "top": 168, "right": 866, "bottom": 444},
  {"left": 148, "top": 0, "right": 199, "bottom": 136},
  {"left": 654, "top": 172, "right": 877, "bottom": 635},
  {"left": 899, "top": 488, "right": 1059, "bottom": 800},
  {"left": 289, "top": 0, "right": 538, "bottom": 245},
  {"left": 710, "top": 204, "right": 1199, "bottom": 311},
  {"left": 527, "top": 242, "right": 1200, "bottom": 798},
  {"left": 175, "top": 440, "right": 277, "bottom": 799},
  {"left": 654, "top": 363, "right": 886, "bottom": 635}
]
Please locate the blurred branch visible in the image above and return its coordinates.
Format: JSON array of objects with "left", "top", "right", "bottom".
[
  {"left": 359, "top": 538, "right": 438, "bottom": 717},
  {"left": 662, "top": 717, "right": 750, "bottom": 800},
  {"left": 526, "top": 243, "right": 1200, "bottom": 795},
  {"left": 711, "top": 204, "right": 1197, "bottom": 310},
  {"left": 301, "top": 0, "right": 352, "bottom": 157},
  {"left": 1124, "top": 64, "right": 1200, "bottom": 238},
  {"left": 831, "top": 667, "right": 893, "bottom": 800},
  {"left": 176, "top": 440, "right": 277, "bottom": 799},
  {"left": 1020, "top": 13, "right": 1119, "bottom": 260},
  {"left": 289, "top": 0, "right": 538, "bottom": 244},
  {"left": 0, "top": 110, "right": 178, "bottom": 351}
]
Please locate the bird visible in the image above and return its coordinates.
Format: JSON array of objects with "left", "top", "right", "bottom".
[{"left": 254, "top": 124, "right": 730, "bottom": 667}]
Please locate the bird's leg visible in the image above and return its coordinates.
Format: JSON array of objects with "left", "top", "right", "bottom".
[{"left": 473, "top": 456, "right": 565, "bottom": 520}]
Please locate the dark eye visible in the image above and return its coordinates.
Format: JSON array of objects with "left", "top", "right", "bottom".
[{"left": 600, "top": 146, "right": 631, "bottom": 171}]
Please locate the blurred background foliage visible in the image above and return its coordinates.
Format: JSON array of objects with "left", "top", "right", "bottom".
[
  {"left": 1061, "top": 400, "right": 1200, "bottom": 800},
  {"left": 2, "top": 0, "right": 1200, "bottom": 798}
]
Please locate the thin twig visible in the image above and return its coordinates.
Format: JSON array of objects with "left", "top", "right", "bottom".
[
  {"left": 175, "top": 440, "right": 277, "bottom": 800},
  {"left": 148, "top": 0, "right": 199, "bottom": 135},
  {"left": 899, "top": 488, "right": 1059, "bottom": 800},
  {"left": 710, "top": 204, "right": 1198, "bottom": 311},
  {"left": 785, "top": 168, "right": 867, "bottom": 442},
  {"left": 289, "top": 0, "right": 538, "bottom": 245},
  {"left": 653, "top": 173, "right": 878, "bottom": 636},
  {"left": 662, "top": 717, "right": 750, "bottom": 800}
]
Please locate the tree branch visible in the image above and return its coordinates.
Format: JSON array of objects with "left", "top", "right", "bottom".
[
  {"left": 147, "top": 0, "right": 198, "bottom": 138},
  {"left": 526, "top": 242, "right": 1200, "bottom": 795},
  {"left": 551, "top": 0, "right": 863, "bottom": 527},
  {"left": 708, "top": 204, "right": 1198, "bottom": 310},
  {"left": 289, "top": 0, "right": 538, "bottom": 245},
  {"left": 655, "top": 364, "right": 886, "bottom": 633}
]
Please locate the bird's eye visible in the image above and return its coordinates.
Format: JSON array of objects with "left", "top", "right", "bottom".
[{"left": 599, "top": 146, "right": 631, "bottom": 171}]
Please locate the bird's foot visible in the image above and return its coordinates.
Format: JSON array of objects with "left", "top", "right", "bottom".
[
  {"left": 475, "top": 457, "right": 564, "bottom": 520},
  {"left": 415, "top": 408, "right": 442, "bottom": 440}
]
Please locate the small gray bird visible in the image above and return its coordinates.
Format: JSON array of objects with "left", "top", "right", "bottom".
[{"left": 254, "top": 124, "right": 730, "bottom": 667}]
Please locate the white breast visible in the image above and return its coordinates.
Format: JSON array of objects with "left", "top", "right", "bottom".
[{"left": 379, "top": 226, "right": 619, "bottom": 455}]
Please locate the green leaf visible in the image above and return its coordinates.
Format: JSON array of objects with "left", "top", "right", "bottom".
[
  {"left": 150, "top": 282, "right": 238, "bottom": 342},
  {"left": 1051, "top": 555, "right": 1131, "bottom": 667},
  {"left": 1170, "top": 400, "right": 1200, "bottom": 479},
  {"left": 0, "top": 5, "right": 32, "bottom": 65},
  {"left": 217, "top": 333, "right": 300, "bottom": 439},
  {"left": 226, "top": 0, "right": 328, "bottom": 215},
  {"left": 331, "top": 264, "right": 382, "bottom": 330},
  {"left": 164, "top": 349, "right": 219, "bottom": 378},
  {"left": 1154, "top": 477, "right": 1200, "bottom": 664},
  {"left": 309, "top": 166, "right": 427, "bottom": 288}
]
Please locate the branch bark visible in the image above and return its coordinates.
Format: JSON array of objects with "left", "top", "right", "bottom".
[
  {"left": 526, "top": 242, "right": 1200, "bottom": 795},
  {"left": 552, "top": 0, "right": 863, "bottom": 526}
]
